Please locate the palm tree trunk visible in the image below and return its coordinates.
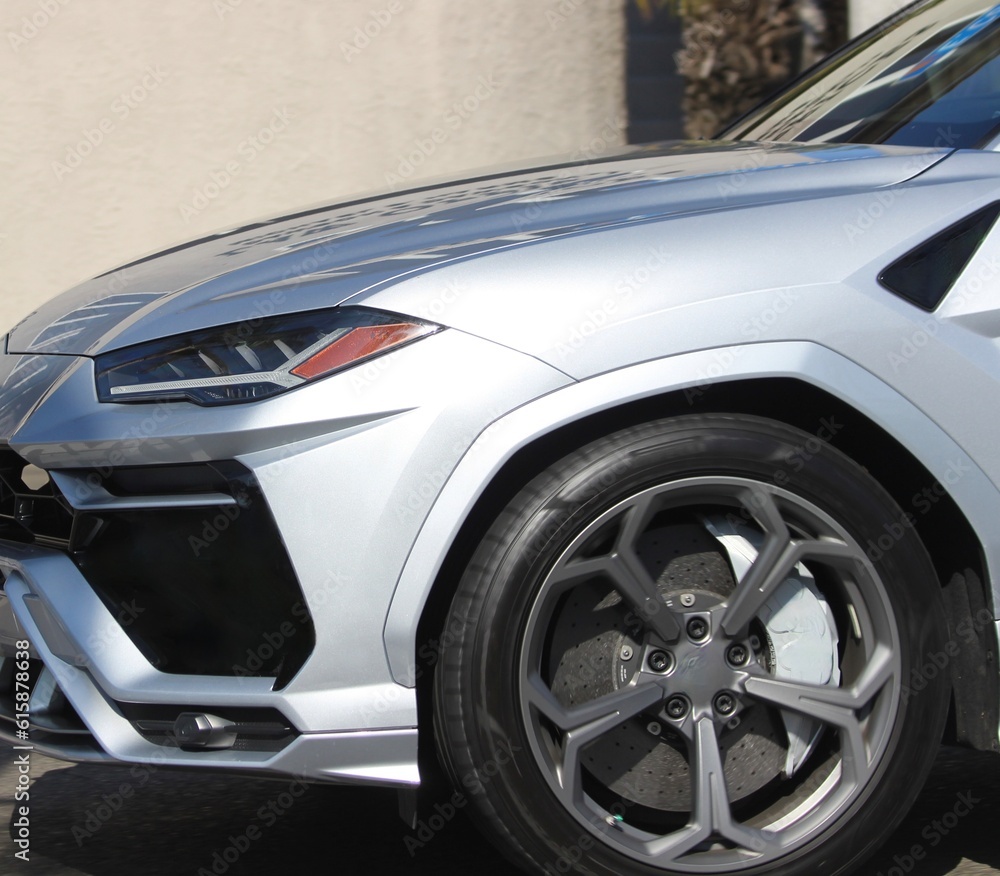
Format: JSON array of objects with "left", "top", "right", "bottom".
[{"left": 670, "top": 0, "right": 845, "bottom": 138}]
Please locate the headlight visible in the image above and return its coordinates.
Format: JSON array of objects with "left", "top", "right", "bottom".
[{"left": 95, "top": 307, "right": 440, "bottom": 406}]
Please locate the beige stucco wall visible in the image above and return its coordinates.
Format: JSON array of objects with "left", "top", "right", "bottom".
[{"left": 0, "top": 0, "right": 626, "bottom": 332}]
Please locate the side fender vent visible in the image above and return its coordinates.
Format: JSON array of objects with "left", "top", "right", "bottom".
[{"left": 879, "top": 202, "right": 1000, "bottom": 311}]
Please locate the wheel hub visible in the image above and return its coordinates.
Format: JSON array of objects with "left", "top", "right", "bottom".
[
  {"left": 515, "top": 452, "right": 908, "bottom": 873},
  {"left": 547, "top": 516, "right": 842, "bottom": 812}
]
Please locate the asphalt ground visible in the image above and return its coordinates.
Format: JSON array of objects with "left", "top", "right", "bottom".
[{"left": 0, "top": 745, "right": 996, "bottom": 875}]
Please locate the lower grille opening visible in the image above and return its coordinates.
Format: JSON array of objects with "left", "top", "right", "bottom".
[
  {"left": 0, "top": 450, "right": 73, "bottom": 549},
  {"left": 0, "top": 454, "right": 316, "bottom": 687}
]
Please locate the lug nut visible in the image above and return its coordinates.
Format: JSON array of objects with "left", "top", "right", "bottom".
[
  {"left": 714, "top": 692, "right": 737, "bottom": 717},
  {"left": 727, "top": 644, "right": 749, "bottom": 667},
  {"left": 665, "top": 696, "right": 690, "bottom": 720},
  {"left": 687, "top": 617, "right": 709, "bottom": 642},
  {"left": 648, "top": 650, "right": 674, "bottom": 673}
]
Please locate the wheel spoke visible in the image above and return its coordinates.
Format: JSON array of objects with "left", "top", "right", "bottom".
[
  {"left": 744, "top": 644, "right": 895, "bottom": 787},
  {"left": 612, "top": 544, "right": 682, "bottom": 641},
  {"left": 525, "top": 672, "right": 664, "bottom": 735},
  {"left": 554, "top": 552, "right": 682, "bottom": 641},
  {"left": 720, "top": 488, "right": 792, "bottom": 635},
  {"left": 549, "top": 498, "right": 680, "bottom": 641},
  {"left": 744, "top": 643, "right": 893, "bottom": 719},
  {"left": 517, "top": 471, "right": 910, "bottom": 871},
  {"left": 650, "top": 716, "right": 781, "bottom": 864},
  {"left": 690, "top": 715, "right": 732, "bottom": 840},
  {"left": 646, "top": 822, "right": 708, "bottom": 862},
  {"left": 648, "top": 718, "right": 717, "bottom": 861},
  {"left": 617, "top": 492, "right": 657, "bottom": 551},
  {"left": 525, "top": 673, "right": 664, "bottom": 802},
  {"left": 722, "top": 506, "right": 858, "bottom": 636}
]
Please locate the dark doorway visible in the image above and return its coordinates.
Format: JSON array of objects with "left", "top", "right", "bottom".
[{"left": 626, "top": 2, "right": 686, "bottom": 143}]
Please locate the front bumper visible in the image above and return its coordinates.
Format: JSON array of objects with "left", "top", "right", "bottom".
[
  {"left": 0, "top": 328, "right": 571, "bottom": 784},
  {"left": 0, "top": 542, "right": 419, "bottom": 786}
]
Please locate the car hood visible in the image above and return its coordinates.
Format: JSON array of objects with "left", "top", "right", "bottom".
[{"left": 8, "top": 141, "right": 950, "bottom": 356}]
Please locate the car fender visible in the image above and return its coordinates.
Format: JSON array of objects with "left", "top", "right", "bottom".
[{"left": 384, "top": 339, "right": 1000, "bottom": 683}]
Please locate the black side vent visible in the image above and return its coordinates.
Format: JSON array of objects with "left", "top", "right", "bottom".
[{"left": 879, "top": 202, "right": 1000, "bottom": 311}]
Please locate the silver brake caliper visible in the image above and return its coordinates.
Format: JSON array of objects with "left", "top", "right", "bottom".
[{"left": 703, "top": 516, "right": 840, "bottom": 778}]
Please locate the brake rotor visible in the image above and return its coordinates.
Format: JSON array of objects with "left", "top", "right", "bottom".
[{"left": 548, "top": 523, "right": 788, "bottom": 812}]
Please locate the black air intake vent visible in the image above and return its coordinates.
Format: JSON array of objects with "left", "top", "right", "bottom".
[
  {"left": 0, "top": 450, "right": 76, "bottom": 549},
  {"left": 879, "top": 202, "right": 1000, "bottom": 311},
  {"left": 0, "top": 456, "right": 316, "bottom": 685}
]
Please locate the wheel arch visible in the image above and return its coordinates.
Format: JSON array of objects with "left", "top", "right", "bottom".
[{"left": 387, "top": 345, "right": 1000, "bottom": 766}]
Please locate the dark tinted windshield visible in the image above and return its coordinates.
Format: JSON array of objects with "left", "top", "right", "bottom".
[{"left": 725, "top": 0, "right": 1000, "bottom": 148}]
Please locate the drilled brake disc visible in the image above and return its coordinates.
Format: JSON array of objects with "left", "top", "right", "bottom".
[{"left": 548, "top": 523, "right": 793, "bottom": 812}]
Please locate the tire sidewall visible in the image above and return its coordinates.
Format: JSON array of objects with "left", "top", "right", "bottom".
[{"left": 439, "top": 415, "right": 948, "bottom": 876}]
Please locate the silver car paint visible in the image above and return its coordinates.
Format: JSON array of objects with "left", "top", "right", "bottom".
[
  {"left": 3, "top": 561, "right": 420, "bottom": 786},
  {"left": 383, "top": 341, "right": 1000, "bottom": 682},
  {"left": 3, "top": 142, "right": 1000, "bottom": 785},
  {"left": 7, "top": 144, "right": 946, "bottom": 357},
  {"left": 4, "top": 330, "right": 568, "bottom": 714}
]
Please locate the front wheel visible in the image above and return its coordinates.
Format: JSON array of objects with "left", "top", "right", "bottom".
[{"left": 433, "top": 414, "right": 949, "bottom": 876}]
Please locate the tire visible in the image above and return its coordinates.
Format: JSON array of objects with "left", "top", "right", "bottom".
[{"left": 433, "top": 414, "right": 949, "bottom": 876}]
